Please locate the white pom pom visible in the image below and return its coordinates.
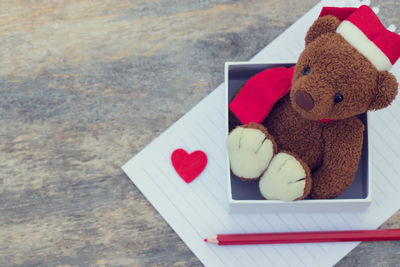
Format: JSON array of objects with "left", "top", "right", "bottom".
[
  {"left": 372, "top": 6, "right": 380, "bottom": 14},
  {"left": 387, "top": 24, "right": 396, "bottom": 32}
]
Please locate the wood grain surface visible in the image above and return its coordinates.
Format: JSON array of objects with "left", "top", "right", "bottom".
[{"left": 0, "top": 0, "right": 399, "bottom": 266}]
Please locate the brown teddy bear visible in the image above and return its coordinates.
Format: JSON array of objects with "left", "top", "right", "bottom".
[{"left": 227, "top": 5, "right": 400, "bottom": 201}]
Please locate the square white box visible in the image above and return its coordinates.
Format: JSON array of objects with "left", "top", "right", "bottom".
[{"left": 225, "top": 61, "right": 371, "bottom": 213}]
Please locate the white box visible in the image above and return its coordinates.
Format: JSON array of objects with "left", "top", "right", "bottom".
[{"left": 225, "top": 62, "right": 371, "bottom": 213}]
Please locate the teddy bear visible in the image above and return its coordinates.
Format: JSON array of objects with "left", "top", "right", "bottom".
[{"left": 227, "top": 5, "right": 400, "bottom": 201}]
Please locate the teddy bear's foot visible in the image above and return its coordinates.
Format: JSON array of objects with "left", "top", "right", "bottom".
[
  {"left": 259, "top": 152, "right": 311, "bottom": 201},
  {"left": 227, "top": 124, "right": 276, "bottom": 180}
]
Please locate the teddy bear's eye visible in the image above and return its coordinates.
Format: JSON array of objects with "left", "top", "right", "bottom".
[
  {"left": 334, "top": 93, "right": 344, "bottom": 103},
  {"left": 303, "top": 66, "right": 311, "bottom": 75}
]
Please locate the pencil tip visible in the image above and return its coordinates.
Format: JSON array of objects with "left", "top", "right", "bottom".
[{"left": 204, "top": 238, "right": 208, "bottom": 242}]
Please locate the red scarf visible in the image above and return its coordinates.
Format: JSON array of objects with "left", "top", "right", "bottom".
[{"left": 229, "top": 66, "right": 295, "bottom": 124}]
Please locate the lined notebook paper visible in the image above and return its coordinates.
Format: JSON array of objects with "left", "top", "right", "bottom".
[{"left": 122, "top": 0, "right": 400, "bottom": 266}]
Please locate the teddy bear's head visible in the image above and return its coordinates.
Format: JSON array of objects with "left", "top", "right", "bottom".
[{"left": 290, "top": 9, "right": 399, "bottom": 122}]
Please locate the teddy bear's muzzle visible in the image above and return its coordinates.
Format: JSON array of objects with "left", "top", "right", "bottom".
[{"left": 294, "top": 90, "right": 314, "bottom": 111}]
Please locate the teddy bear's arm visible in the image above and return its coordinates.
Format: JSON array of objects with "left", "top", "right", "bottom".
[{"left": 310, "top": 118, "right": 365, "bottom": 199}]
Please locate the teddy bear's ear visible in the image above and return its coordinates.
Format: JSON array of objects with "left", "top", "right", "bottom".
[
  {"left": 369, "top": 71, "right": 399, "bottom": 110},
  {"left": 305, "top": 15, "right": 341, "bottom": 46}
]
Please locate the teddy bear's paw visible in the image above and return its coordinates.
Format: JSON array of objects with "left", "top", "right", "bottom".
[
  {"left": 259, "top": 152, "right": 310, "bottom": 201},
  {"left": 227, "top": 126, "right": 275, "bottom": 180}
]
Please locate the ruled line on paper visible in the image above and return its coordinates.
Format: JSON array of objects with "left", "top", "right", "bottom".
[
  {"left": 373, "top": 163, "right": 400, "bottom": 194},
  {"left": 148, "top": 162, "right": 242, "bottom": 267},
  {"left": 140, "top": 167, "right": 228, "bottom": 267},
  {"left": 373, "top": 180, "right": 390, "bottom": 200},
  {"left": 186, "top": 125, "right": 225, "bottom": 160}
]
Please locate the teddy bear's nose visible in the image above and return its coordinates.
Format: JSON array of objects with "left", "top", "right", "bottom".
[{"left": 295, "top": 90, "right": 314, "bottom": 111}]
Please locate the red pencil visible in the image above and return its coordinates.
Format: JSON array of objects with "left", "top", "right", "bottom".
[{"left": 204, "top": 229, "right": 400, "bottom": 245}]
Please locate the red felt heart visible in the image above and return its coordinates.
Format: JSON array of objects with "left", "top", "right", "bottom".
[{"left": 171, "top": 149, "right": 208, "bottom": 183}]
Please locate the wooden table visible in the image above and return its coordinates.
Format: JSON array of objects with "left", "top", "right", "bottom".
[{"left": 1, "top": 1, "right": 399, "bottom": 266}]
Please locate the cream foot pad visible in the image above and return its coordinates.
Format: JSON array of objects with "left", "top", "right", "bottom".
[
  {"left": 259, "top": 152, "right": 308, "bottom": 201},
  {"left": 227, "top": 127, "right": 275, "bottom": 180}
]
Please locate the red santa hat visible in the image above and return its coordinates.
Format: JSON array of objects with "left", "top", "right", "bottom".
[{"left": 319, "top": 5, "right": 400, "bottom": 71}]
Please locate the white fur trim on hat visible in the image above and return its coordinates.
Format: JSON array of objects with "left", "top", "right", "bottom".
[{"left": 336, "top": 20, "right": 392, "bottom": 71}]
